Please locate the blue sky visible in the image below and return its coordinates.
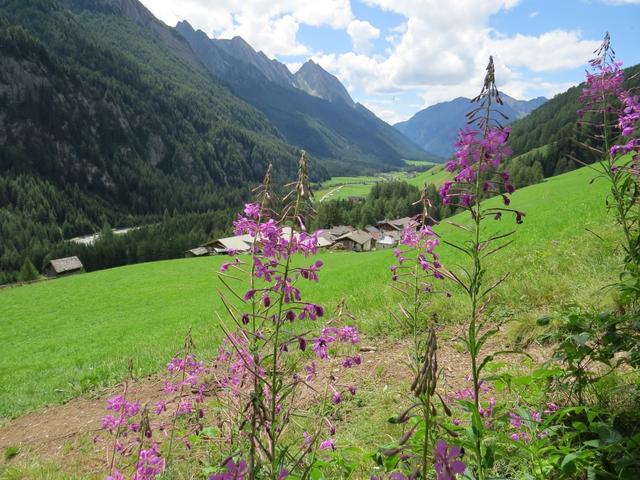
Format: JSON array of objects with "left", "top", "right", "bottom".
[{"left": 142, "top": 0, "right": 640, "bottom": 123}]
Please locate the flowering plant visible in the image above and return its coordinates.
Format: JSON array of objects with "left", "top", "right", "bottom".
[
  {"left": 437, "top": 56, "right": 523, "bottom": 480},
  {"left": 577, "top": 32, "right": 640, "bottom": 305},
  {"left": 214, "top": 152, "right": 361, "bottom": 479}
]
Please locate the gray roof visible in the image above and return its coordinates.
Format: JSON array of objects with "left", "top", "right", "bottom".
[
  {"left": 187, "top": 247, "right": 209, "bottom": 256},
  {"left": 377, "top": 217, "right": 412, "bottom": 230},
  {"left": 336, "top": 230, "right": 372, "bottom": 245},
  {"left": 364, "top": 225, "right": 380, "bottom": 234},
  {"left": 218, "top": 236, "right": 252, "bottom": 252},
  {"left": 47, "top": 256, "right": 83, "bottom": 273}
]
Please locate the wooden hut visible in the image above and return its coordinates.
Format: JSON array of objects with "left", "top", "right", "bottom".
[
  {"left": 44, "top": 256, "right": 83, "bottom": 278},
  {"left": 333, "top": 230, "right": 373, "bottom": 252}
]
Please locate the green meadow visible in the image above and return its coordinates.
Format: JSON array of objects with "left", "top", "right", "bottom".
[
  {"left": 0, "top": 164, "right": 621, "bottom": 419},
  {"left": 316, "top": 163, "right": 452, "bottom": 201}
]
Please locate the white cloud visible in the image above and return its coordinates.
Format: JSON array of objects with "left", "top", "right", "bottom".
[
  {"left": 140, "top": 0, "right": 353, "bottom": 57},
  {"left": 347, "top": 20, "right": 380, "bottom": 53},
  {"left": 491, "top": 30, "right": 599, "bottom": 72},
  {"left": 529, "top": 11, "right": 539, "bottom": 17},
  {"left": 140, "top": 0, "right": 603, "bottom": 119},
  {"left": 320, "top": 0, "right": 598, "bottom": 107}
]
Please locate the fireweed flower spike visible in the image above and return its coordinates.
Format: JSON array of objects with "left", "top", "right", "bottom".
[
  {"left": 215, "top": 153, "right": 360, "bottom": 479},
  {"left": 437, "top": 56, "right": 522, "bottom": 480},
  {"left": 577, "top": 32, "right": 640, "bottom": 299},
  {"left": 378, "top": 185, "right": 454, "bottom": 479}
]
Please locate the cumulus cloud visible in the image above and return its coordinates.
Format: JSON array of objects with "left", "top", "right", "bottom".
[
  {"left": 140, "top": 0, "right": 353, "bottom": 57},
  {"left": 347, "top": 20, "right": 380, "bottom": 53},
  {"left": 140, "top": 0, "right": 603, "bottom": 120}
]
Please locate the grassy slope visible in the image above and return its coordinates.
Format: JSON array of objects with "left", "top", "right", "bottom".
[
  {"left": 316, "top": 165, "right": 452, "bottom": 202},
  {"left": 0, "top": 164, "right": 621, "bottom": 418}
]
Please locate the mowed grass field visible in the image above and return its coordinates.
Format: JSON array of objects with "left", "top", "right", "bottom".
[
  {"left": 316, "top": 163, "right": 451, "bottom": 201},
  {"left": 0, "top": 164, "right": 622, "bottom": 419}
]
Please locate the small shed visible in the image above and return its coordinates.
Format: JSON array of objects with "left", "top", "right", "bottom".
[
  {"left": 185, "top": 247, "right": 210, "bottom": 258},
  {"left": 333, "top": 230, "right": 373, "bottom": 252},
  {"left": 44, "top": 256, "right": 83, "bottom": 278}
]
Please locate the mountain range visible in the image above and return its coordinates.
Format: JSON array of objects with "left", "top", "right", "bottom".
[
  {"left": 175, "top": 20, "right": 434, "bottom": 175},
  {"left": 395, "top": 94, "right": 547, "bottom": 158}
]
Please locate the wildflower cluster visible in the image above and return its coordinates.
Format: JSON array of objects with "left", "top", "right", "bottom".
[
  {"left": 577, "top": 32, "right": 640, "bottom": 303},
  {"left": 213, "top": 153, "right": 361, "bottom": 479},
  {"left": 100, "top": 336, "right": 207, "bottom": 479},
  {"left": 508, "top": 402, "right": 559, "bottom": 444},
  {"left": 440, "top": 126, "right": 514, "bottom": 210}
]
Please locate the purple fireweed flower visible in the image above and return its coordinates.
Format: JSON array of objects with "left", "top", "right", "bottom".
[
  {"left": 243, "top": 203, "right": 261, "bottom": 219},
  {"left": 243, "top": 289, "right": 257, "bottom": 301},
  {"left": 509, "top": 412, "right": 523, "bottom": 429},
  {"left": 348, "top": 385, "right": 357, "bottom": 395},
  {"left": 305, "top": 362, "right": 317, "bottom": 381},
  {"left": 319, "top": 438, "right": 335, "bottom": 451},
  {"left": 210, "top": 459, "right": 247, "bottom": 480},
  {"left": 303, "top": 431, "right": 312, "bottom": 446},
  {"left": 153, "top": 401, "right": 167, "bottom": 416},
  {"left": 134, "top": 444, "right": 165, "bottom": 480},
  {"left": 439, "top": 126, "right": 514, "bottom": 209},
  {"left": 544, "top": 402, "right": 560, "bottom": 414},
  {"left": 107, "top": 470, "right": 124, "bottom": 480},
  {"left": 433, "top": 440, "right": 466, "bottom": 480}
]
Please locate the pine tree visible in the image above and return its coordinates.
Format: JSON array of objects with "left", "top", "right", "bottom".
[{"left": 17, "top": 258, "right": 39, "bottom": 282}]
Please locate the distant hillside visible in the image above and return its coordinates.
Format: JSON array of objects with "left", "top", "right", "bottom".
[
  {"left": 0, "top": 0, "right": 312, "bottom": 283},
  {"left": 176, "top": 21, "right": 435, "bottom": 175},
  {"left": 395, "top": 94, "right": 546, "bottom": 158},
  {"left": 507, "top": 63, "right": 640, "bottom": 180}
]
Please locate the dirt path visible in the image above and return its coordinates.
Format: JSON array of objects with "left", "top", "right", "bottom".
[{"left": 319, "top": 185, "right": 344, "bottom": 202}]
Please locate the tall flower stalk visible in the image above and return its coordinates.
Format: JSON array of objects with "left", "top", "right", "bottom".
[
  {"left": 375, "top": 188, "right": 465, "bottom": 479},
  {"left": 577, "top": 32, "right": 640, "bottom": 305},
  {"left": 215, "top": 152, "right": 360, "bottom": 479},
  {"left": 438, "top": 56, "right": 522, "bottom": 480}
]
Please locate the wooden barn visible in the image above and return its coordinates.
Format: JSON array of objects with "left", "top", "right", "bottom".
[
  {"left": 333, "top": 230, "right": 374, "bottom": 252},
  {"left": 44, "top": 256, "right": 83, "bottom": 278}
]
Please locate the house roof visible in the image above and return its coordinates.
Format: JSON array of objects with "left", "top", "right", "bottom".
[
  {"left": 217, "top": 236, "right": 252, "bottom": 252},
  {"left": 317, "top": 236, "right": 333, "bottom": 248},
  {"left": 47, "top": 256, "right": 83, "bottom": 273},
  {"left": 187, "top": 247, "right": 209, "bottom": 256},
  {"left": 377, "top": 217, "right": 412, "bottom": 230},
  {"left": 364, "top": 225, "right": 380, "bottom": 234},
  {"left": 336, "top": 230, "right": 372, "bottom": 245}
]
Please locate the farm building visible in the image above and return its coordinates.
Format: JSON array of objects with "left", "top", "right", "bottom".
[
  {"left": 377, "top": 217, "right": 412, "bottom": 232},
  {"left": 201, "top": 227, "right": 296, "bottom": 254},
  {"left": 202, "top": 235, "right": 253, "bottom": 254},
  {"left": 377, "top": 231, "right": 401, "bottom": 249},
  {"left": 185, "top": 247, "right": 210, "bottom": 257},
  {"left": 44, "top": 256, "right": 83, "bottom": 278},
  {"left": 333, "top": 230, "right": 374, "bottom": 252},
  {"left": 318, "top": 225, "right": 354, "bottom": 243},
  {"left": 364, "top": 225, "right": 382, "bottom": 241}
]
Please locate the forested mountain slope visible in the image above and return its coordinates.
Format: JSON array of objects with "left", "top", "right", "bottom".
[
  {"left": 506, "top": 63, "right": 640, "bottom": 183},
  {"left": 0, "top": 0, "right": 311, "bottom": 283}
]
